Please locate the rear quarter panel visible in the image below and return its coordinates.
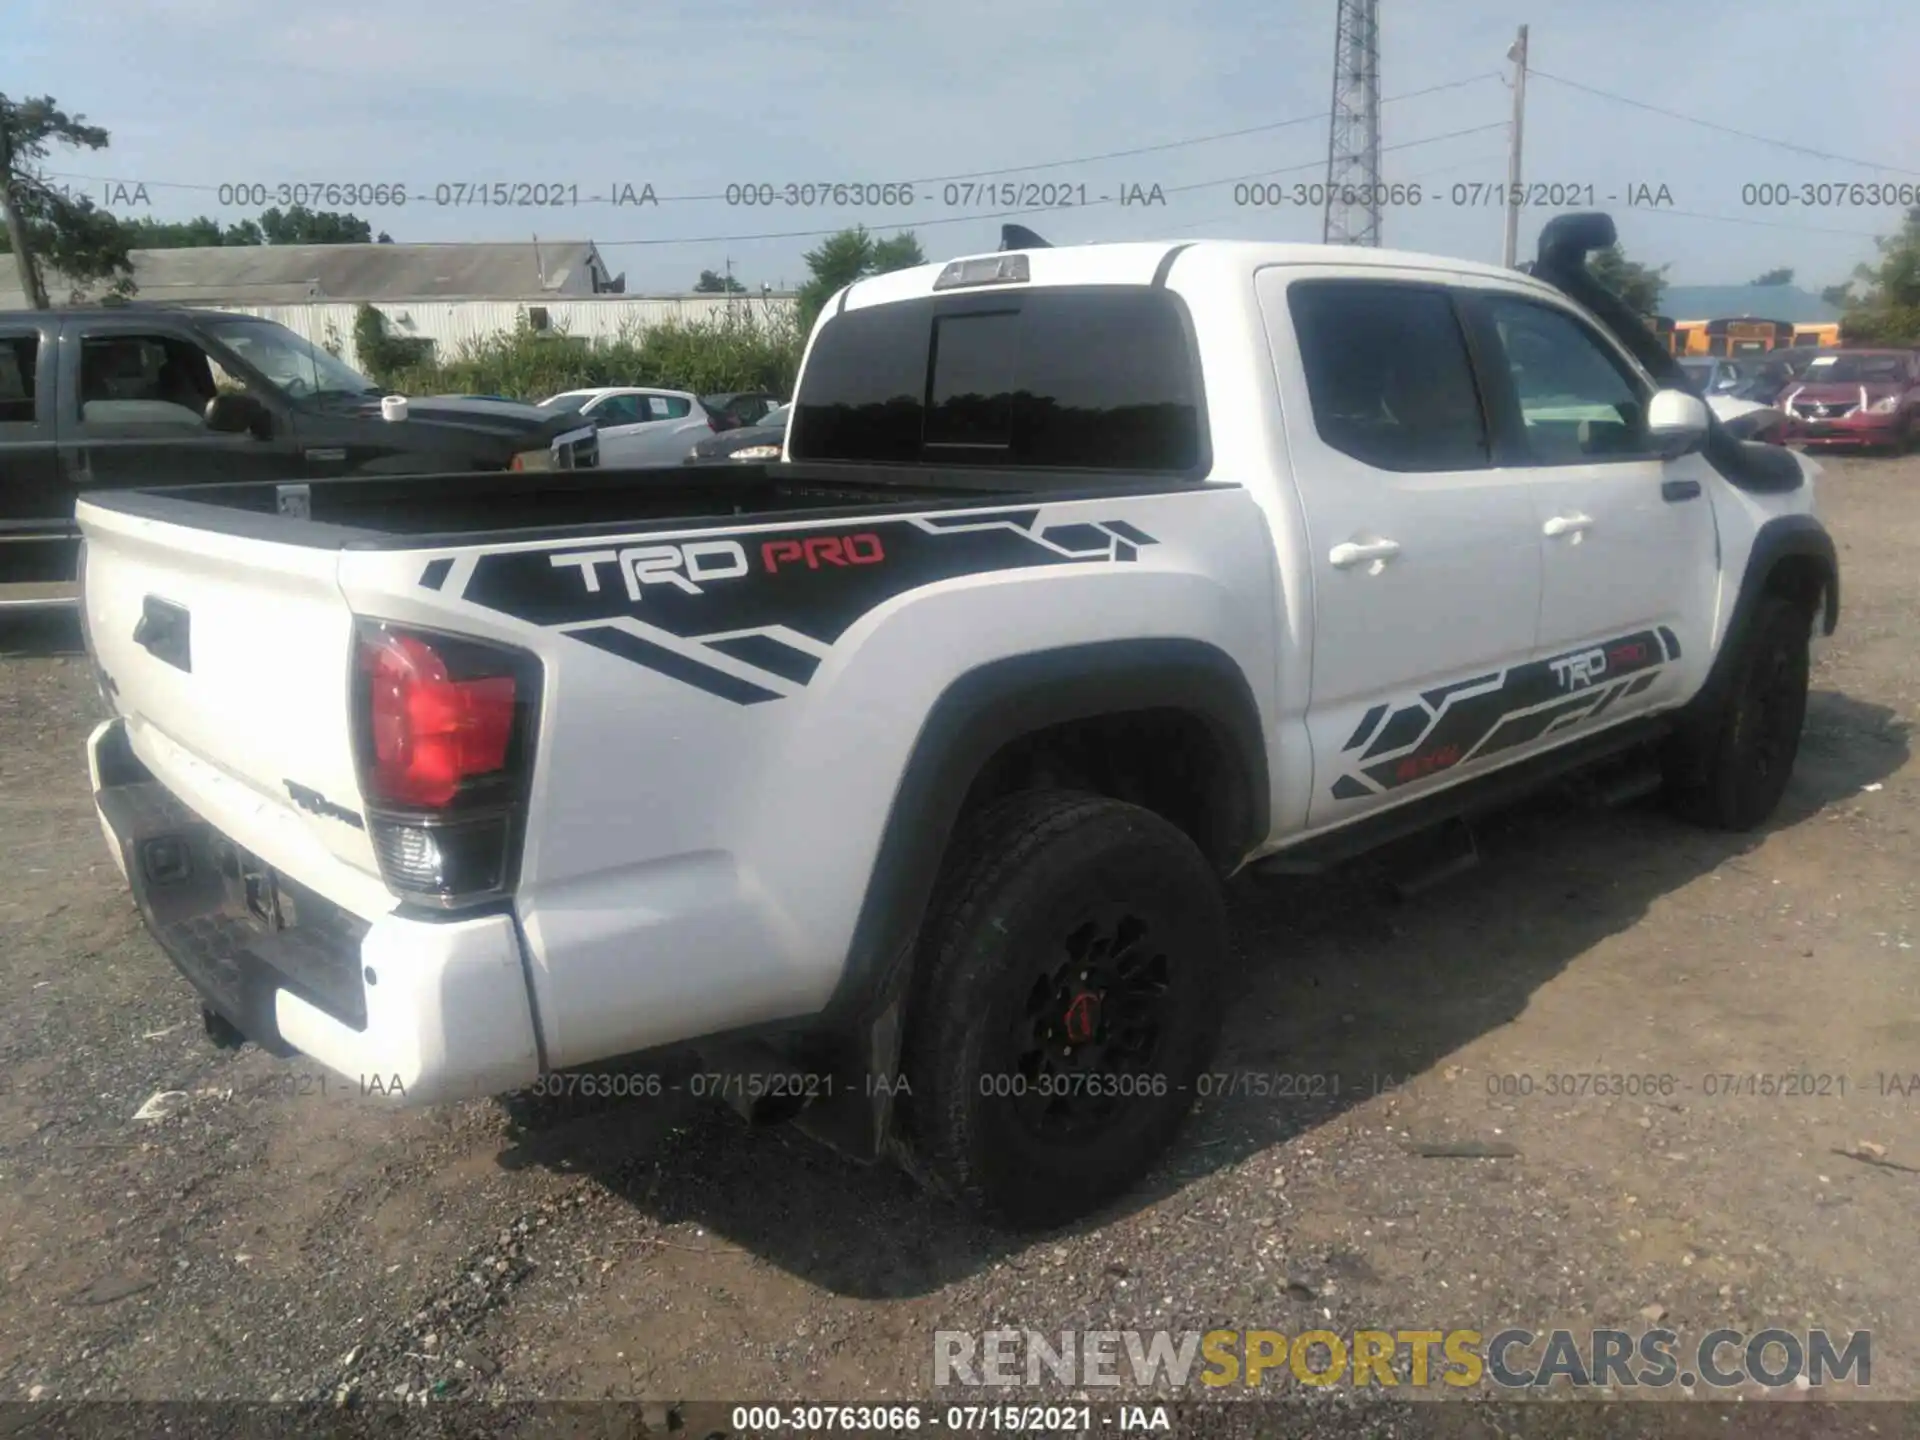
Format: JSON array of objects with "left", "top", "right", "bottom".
[{"left": 339, "top": 488, "right": 1279, "bottom": 1068}]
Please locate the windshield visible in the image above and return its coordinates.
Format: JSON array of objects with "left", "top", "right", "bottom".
[
  {"left": 208, "top": 320, "right": 379, "bottom": 400},
  {"left": 538, "top": 393, "right": 592, "bottom": 415},
  {"left": 1800, "top": 354, "right": 1909, "bottom": 384}
]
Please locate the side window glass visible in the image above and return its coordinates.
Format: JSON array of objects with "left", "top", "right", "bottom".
[
  {"left": 655, "top": 395, "right": 692, "bottom": 420},
  {"left": 1484, "top": 297, "right": 1651, "bottom": 463},
  {"left": 79, "top": 334, "right": 223, "bottom": 429},
  {"left": 595, "top": 395, "right": 643, "bottom": 425},
  {"left": 0, "top": 334, "right": 38, "bottom": 424},
  {"left": 1287, "top": 280, "right": 1489, "bottom": 472}
]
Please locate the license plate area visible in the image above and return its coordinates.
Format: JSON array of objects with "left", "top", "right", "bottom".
[{"left": 213, "top": 837, "right": 296, "bottom": 932}]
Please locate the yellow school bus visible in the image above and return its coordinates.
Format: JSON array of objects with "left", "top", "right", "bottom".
[
  {"left": 1792, "top": 323, "right": 1840, "bottom": 349},
  {"left": 1702, "top": 317, "right": 1796, "bottom": 355}
]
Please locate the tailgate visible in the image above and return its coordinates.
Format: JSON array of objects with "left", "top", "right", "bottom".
[{"left": 79, "top": 501, "right": 390, "bottom": 916}]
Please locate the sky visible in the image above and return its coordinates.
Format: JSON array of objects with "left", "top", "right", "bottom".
[{"left": 7, "top": 0, "right": 1918, "bottom": 296}]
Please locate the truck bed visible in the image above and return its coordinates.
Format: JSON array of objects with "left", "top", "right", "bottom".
[{"left": 84, "top": 461, "right": 1195, "bottom": 551}]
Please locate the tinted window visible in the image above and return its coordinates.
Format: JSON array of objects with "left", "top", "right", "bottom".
[
  {"left": 0, "top": 334, "right": 37, "bottom": 424},
  {"left": 1482, "top": 296, "right": 1650, "bottom": 464},
  {"left": 77, "top": 333, "right": 223, "bottom": 429},
  {"left": 789, "top": 286, "right": 1203, "bottom": 473},
  {"left": 651, "top": 395, "right": 693, "bottom": 420},
  {"left": 1287, "top": 280, "right": 1489, "bottom": 472},
  {"left": 1802, "top": 354, "right": 1909, "bottom": 384},
  {"left": 928, "top": 311, "right": 1017, "bottom": 447},
  {"left": 590, "top": 394, "right": 646, "bottom": 425}
]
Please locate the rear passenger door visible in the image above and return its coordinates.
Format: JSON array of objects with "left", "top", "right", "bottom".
[
  {"left": 1259, "top": 271, "right": 1545, "bottom": 829},
  {"left": 0, "top": 319, "right": 67, "bottom": 584},
  {"left": 1463, "top": 290, "right": 1718, "bottom": 720}
]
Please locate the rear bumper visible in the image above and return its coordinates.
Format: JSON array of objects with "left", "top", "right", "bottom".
[{"left": 88, "top": 718, "right": 540, "bottom": 1105}]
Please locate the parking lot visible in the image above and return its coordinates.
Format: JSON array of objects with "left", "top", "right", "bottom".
[{"left": 1, "top": 453, "right": 1916, "bottom": 1411}]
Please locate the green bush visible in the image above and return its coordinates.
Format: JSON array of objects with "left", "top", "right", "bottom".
[
  {"left": 353, "top": 304, "right": 434, "bottom": 386},
  {"left": 387, "top": 306, "right": 805, "bottom": 402}
]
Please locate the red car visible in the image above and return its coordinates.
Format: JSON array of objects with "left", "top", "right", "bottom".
[{"left": 1779, "top": 348, "right": 1920, "bottom": 452}]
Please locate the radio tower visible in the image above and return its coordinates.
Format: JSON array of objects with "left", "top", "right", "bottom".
[{"left": 1322, "top": 0, "right": 1383, "bottom": 246}]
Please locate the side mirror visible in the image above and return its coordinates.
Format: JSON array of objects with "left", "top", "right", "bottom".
[
  {"left": 1647, "top": 387, "right": 1710, "bottom": 457},
  {"left": 205, "top": 391, "right": 271, "bottom": 439}
]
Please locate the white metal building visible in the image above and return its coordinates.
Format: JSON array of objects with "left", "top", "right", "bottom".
[{"left": 218, "top": 295, "right": 799, "bottom": 373}]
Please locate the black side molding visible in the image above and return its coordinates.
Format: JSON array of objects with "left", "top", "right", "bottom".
[
  {"left": 1681, "top": 513, "right": 1838, "bottom": 737},
  {"left": 1662, "top": 478, "right": 1701, "bottom": 502}
]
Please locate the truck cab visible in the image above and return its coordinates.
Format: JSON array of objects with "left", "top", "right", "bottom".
[{"left": 0, "top": 307, "right": 596, "bottom": 588}]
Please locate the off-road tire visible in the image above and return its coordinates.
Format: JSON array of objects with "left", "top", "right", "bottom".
[
  {"left": 900, "top": 791, "right": 1229, "bottom": 1230},
  {"left": 1664, "top": 594, "right": 1812, "bottom": 830}
]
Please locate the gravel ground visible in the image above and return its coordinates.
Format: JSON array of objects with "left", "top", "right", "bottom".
[{"left": 2, "top": 454, "right": 1917, "bottom": 1433}]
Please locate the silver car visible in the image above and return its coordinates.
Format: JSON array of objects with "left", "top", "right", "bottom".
[{"left": 538, "top": 387, "right": 716, "bottom": 466}]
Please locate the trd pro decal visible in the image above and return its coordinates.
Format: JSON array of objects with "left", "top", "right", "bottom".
[
  {"left": 1328, "top": 628, "right": 1672, "bottom": 801},
  {"left": 426, "top": 508, "right": 1157, "bottom": 704}
]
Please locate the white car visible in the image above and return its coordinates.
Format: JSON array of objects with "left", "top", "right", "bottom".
[{"left": 538, "top": 387, "right": 715, "bottom": 466}]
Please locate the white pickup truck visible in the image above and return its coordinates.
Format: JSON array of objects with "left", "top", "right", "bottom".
[{"left": 78, "top": 214, "right": 1837, "bottom": 1229}]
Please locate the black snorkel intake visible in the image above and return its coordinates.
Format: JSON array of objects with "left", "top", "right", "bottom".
[{"left": 1525, "top": 212, "right": 1804, "bottom": 493}]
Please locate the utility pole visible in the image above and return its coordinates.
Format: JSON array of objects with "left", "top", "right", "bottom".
[
  {"left": 1322, "top": 0, "right": 1383, "bottom": 246},
  {"left": 1502, "top": 24, "right": 1529, "bottom": 269}
]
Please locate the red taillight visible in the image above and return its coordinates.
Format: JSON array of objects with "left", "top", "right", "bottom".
[{"left": 360, "top": 632, "right": 516, "bottom": 808}]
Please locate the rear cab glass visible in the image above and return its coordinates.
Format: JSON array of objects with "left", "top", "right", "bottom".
[{"left": 788, "top": 285, "right": 1209, "bottom": 480}]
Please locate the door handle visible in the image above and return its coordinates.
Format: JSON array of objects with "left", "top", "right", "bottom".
[
  {"left": 1662, "top": 478, "right": 1702, "bottom": 502},
  {"left": 1542, "top": 513, "right": 1593, "bottom": 538},
  {"left": 1328, "top": 538, "right": 1402, "bottom": 570}
]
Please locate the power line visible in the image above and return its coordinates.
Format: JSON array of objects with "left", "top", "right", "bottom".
[
  {"left": 38, "top": 74, "right": 1502, "bottom": 206},
  {"left": 1157, "top": 150, "right": 1513, "bottom": 234},
  {"left": 590, "top": 124, "right": 1509, "bottom": 250},
  {"left": 1612, "top": 205, "right": 1889, "bottom": 240},
  {"left": 1529, "top": 69, "right": 1920, "bottom": 178}
]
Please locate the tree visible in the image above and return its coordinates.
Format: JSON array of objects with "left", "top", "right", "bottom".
[
  {"left": 796, "top": 227, "right": 926, "bottom": 333},
  {"left": 1820, "top": 283, "right": 1853, "bottom": 310},
  {"left": 121, "top": 215, "right": 266, "bottom": 248},
  {"left": 353, "top": 303, "right": 432, "bottom": 386},
  {"left": 1835, "top": 205, "right": 1920, "bottom": 345},
  {"left": 1587, "top": 241, "right": 1669, "bottom": 316},
  {"left": 1749, "top": 267, "right": 1794, "bottom": 287},
  {"left": 694, "top": 268, "right": 746, "bottom": 293},
  {"left": 0, "top": 92, "right": 135, "bottom": 306},
  {"left": 258, "top": 205, "right": 374, "bottom": 245}
]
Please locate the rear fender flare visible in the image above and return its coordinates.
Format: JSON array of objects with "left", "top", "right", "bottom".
[{"left": 810, "top": 637, "right": 1268, "bottom": 1157}]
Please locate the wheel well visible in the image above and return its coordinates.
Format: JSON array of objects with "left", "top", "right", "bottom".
[
  {"left": 1761, "top": 552, "right": 1829, "bottom": 622},
  {"left": 957, "top": 708, "right": 1253, "bottom": 870}
]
